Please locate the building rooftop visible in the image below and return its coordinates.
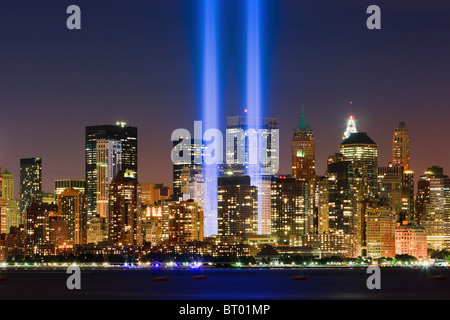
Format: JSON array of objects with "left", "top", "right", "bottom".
[
  {"left": 295, "top": 105, "right": 311, "bottom": 131},
  {"left": 341, "top": 132, "right": 376, "bottom": 145}
]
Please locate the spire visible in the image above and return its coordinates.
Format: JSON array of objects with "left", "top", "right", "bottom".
[
  {"left": 296, "top": 105, "right": 311, "bottom": 131},
  {"left": 343, "top": 114, "right": 357, "bottom": 140}
]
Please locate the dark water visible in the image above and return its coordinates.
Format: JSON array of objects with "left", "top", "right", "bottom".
[{"left": 0, "top": 267, "right": 449, "bottom": 300}]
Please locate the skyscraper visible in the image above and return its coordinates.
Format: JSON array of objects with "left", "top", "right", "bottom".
[
  {"left": 292, "top": 106, "right": 315, "bottom": 181},
  {"left": 271, "top": 177, "right": 311, "bottom": 246},
  {"left": 0, "top": 168, "right": 6, "bottom": 234},
  {"left": 58, "top": 188, "right": 88, "bottom": 245},
  {"left": 166, "top": 200, "right": 204, "bottom": 244},
  {"left": 85, "top": 123, "right": 137, "bottom": 220},
  {"left": 217, "top": 176, "right": 258, "bottom": 241},
  {"left": 25, "top": 200, "right": 58, "bottom": 256},
  {"left": 392, "top": 122, "right": 410, "bottom": 169},
  {"left": 391, "top": 122, "right": 414, "bottom": 222},
  {"left": 96, "top": 140, "right": 122, "bottom": 219},
  {"left": 108, "top": 170, "right": 142, "bottom": 247},
  {"left": 172, "top": 137, "right": 201, "bottom": 199},
  {"left": 226, "top": 116, "right": 278, "bottom": 235},
  {"left": 378, "top": 165, "right": 403, "bottom": 215},
  {"left": 425, "top": 177, "right": 450, "bottom": 250},
  {"left": 317, "top": 176, "right": 330, "bottom": 235},
  {"left": 395, "top": 221, "right": 427, "bottom": 259},
  {"left": 20, "top": 158, "right": 42, "bottom": 221},
  {"left": 55, "top": 179, "right": 85, "bottom": 198},
  {"left": 339, "top": 132, "right": 379, "bottom": 198},
  {"left": 141, "top": 183, "right": 173, "bottom": 207},
  {"left": 339, "top": 132, "right": 378, "bottom": 253},
  {"left": 361, "top": 199, "right": 396, "bottom": 259},
  {"left": 291, "top": 106, "right": 315, "bottom": 233},
  {"left": 2, "top": 169, "right": 20, "bottom": 230},
  {"left": 327, "top": 153, "right": 352, "bottom": 235},
  {"left": 416, "top": 166, "right": 445, "bottom": 226}
]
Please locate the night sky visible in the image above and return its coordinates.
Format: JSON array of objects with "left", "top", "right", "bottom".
[{"left": 0, "top": 0, "right": 449, "bottom": 193}]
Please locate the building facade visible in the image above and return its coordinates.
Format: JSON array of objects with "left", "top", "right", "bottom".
[
  {"left": 108, "top": 170, "right": 142, "bottom": 247},
  {"left": 20, "top": 158, "right": 42, "bottom": 221},
  {"left": 217, "top": 176, "right": 258, "bottom": 241},
  {"left": 85, "top": 124, "right": 137, "bottom": 220}
]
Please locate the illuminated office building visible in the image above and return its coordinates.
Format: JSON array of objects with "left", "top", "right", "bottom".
[
  {"left": 292, "top": 106, "right": 315, "bottom": 181},
  {"left": 416, "top": 166, "right": 445, "bottom": 226},
  {"left": 339, "top": 132, "right": 378, "bottom": 198},
  {"left": 108, "top": 170, "right": 142, "bottom": 247},
  {"left": 390, "top": 123, "right": 414, "bottom": 221},
  {"left": 392, "top": 122, "right": 410, "bottom": 169},
  {"left": 55, "top": 179, "right": 85, "bottom": 199},
  {"left": 326, "top": 153, "right": 352, "bottom": 235},
  {"left": 96, "top": 140, "right": 122, "bottom": 219},
  {"left": 317, "top": 176, "right": 329, "bottom": 234},
  {"left": 179, "top": 166, "right": 205, "bottom": 209},
  {"left": 271, "top": 177, "right": 310, "bottom": 246},
  {"left": 395, "top": 221, "right": 427, "bottom": 259},
  {"left": 87, "top": 215, "right": 107, "bottom": 244},
  {"left": 378, "top": 165, "right": 403, "bottom": 215},
  {"left": 85, "top": 123, "right": 137, "bottom": 220},
  {"left": 0, "top": 226, "right": 26, "bottom": 261},
  {"left": 141, "top": 183, "right": 172, "bottom": 207},
  {"left": 291, "top": 107, "right": 315, "bottom": 233},
  {"left": 142, "top": 205, "right": 163, "bottom": 245},
  {"left": 359, "top": 198, "right": 396, "bottom": 259},
  {"left": 20, "top": 158, "right": 42, "bottom": 221},
  {"left": 166, "top": 200, "right": 204, "bottom": 244},
  {"left": 1, "top": 169, "right": 21, "bottom": 232},
  {"left": 424, "top": 177, "right": 450, "bottom": 250},
  {"left": 339, "top": 132, "right": 379, "bottom": 246},
  {"left": 379, "top": 165, "right": 414, "bottom": 221},
  {"left": 226, "top": 116, "right": 278, "bottom": 235},
  {"left": 217, "top": 176, "right": 258, "bottom": 241},
  {"left": 48, "top": 214, "right": 69, "bottom": 248},
  {"left": 0, "top": 168, "right": 6, "bottom": 234},
  {"left": 25, "top": 200, "right": 58, "bottom": 255},
  {"left": 402, "top": 169, "right": 415, "bottom": 221},
  {"left": 58, "top": 188, "right": 88, "bottom": 245},
  {"left": 302, "top": 233, "right": 354, "bottom": 258},
  {"left": 172, "top": 138, "right": 202, "bottom": 199}
]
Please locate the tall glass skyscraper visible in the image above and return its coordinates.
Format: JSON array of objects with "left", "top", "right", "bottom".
[
  {"left": 338, "top": 132, "right": 378, "bottom": 245},
  {"left": 225, "top": 116, "right": 279, "bottom": 235},
  {"left": 339, "top": 132, "right": 379, "bottom": 198},
  {"left": 85, "top": 123, "right": 137, "bottom": 220},
  {"left": 20, "top": 158, "right": 42, "bottom": 221}
]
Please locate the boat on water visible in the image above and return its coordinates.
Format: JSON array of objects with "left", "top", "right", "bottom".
[
  {"left": 152, "top": 277, "right": 171, "bottom": 282},
  {"left": 291, "top": 276, "right": 309, "bottom": 280}
]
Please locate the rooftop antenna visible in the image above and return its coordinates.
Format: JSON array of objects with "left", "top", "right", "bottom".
[{"left": 343, "top": 101, "right": 357, "bottom": 140}]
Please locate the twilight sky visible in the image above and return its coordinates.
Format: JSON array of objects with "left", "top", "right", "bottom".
[{"left": 0, "top": 0, "right": 449, "bottom": 193}]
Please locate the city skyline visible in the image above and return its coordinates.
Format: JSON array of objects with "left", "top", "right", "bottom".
[
  {"left": 1, "top": 1, "right": 450, "bottom": 193},
  {"left": 0, "top": 111, "right": 443, "bottom": 195}
]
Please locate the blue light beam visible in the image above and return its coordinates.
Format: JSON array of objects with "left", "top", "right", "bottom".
[
  {"left": 246, "top": 0, "right": 264, "bottom": 234},
  {"left": 202, "top": 0, "right": 220, "bottom": 237}
]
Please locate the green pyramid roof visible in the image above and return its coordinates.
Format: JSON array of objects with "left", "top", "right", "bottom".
[{"left": 296, "top": 105, "right": 311, "bottom": 131}]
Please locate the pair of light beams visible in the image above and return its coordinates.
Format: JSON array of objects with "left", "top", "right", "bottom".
[{"left": 201, "top": 0, "right": 262, "bottom": 236}]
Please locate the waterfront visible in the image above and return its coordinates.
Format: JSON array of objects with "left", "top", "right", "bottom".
[{"left": 0, "top": 267, "right": 448, "bottom": 300}]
